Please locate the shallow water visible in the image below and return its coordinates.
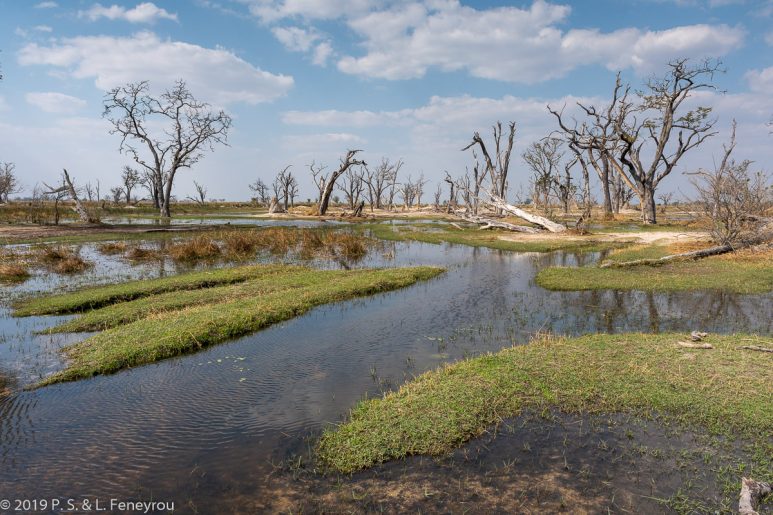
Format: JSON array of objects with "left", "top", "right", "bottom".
[{"left": 0, "top": 227, "right": 770, "bottom": 513}]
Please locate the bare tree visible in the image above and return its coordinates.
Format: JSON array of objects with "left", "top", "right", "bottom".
[
  {"left": 688, "top": 123, "right": 772, "bottom": 246},
  {"left": 187, "top": 180, "right": 207, "bottom": 204},
  {"left": 614, "top": 59, "right": 720, "bottom": 224},
  {"left": 309, "top": 161, "right": 328, "bottom": 203},
  {"left": 462, "top": 121, "right": 515, "bottom": 202},
  {"left": 44, "top": 169, "right": 92, "bottom": 223},
  {"left": 110, "top": 186, "right": 124, "bottom": 204},
  {"left": 103, "top": 80, "right": 231, "bottom": 217},
  {"left": 273, "top": 166, "right": 296, "bottom": 211},
  {"left": 248, "top": 178, "right": 269, "bottom": 206},
  {"left": 121, "top": 166, "right": 141, "bottom": 204},
  {"left": 83, "top": 182, "right": 95, "bottom": 202},
  {"left": 399, "top": 175, "right": 418, "bottom": 209},
  {"left": 415, "top": 173, "right": 428, "bottom": 207},
  {"left": 523, "top": 138, "right": 563, "bottom": 214},
  {"left": 363, "top": 158, "right": 401, "bottom": 211},
  {"left": 433, "top": 182, "right": 443, "bottom": 211},
  {"left": 318, "top": 150, "right": 365, "bottom": 215},
  {"left": 340, "top": 165, "right": 365, "bottom": 209},
  {"left": 0, "top": 162, "right": 21, "bottom": 203}
]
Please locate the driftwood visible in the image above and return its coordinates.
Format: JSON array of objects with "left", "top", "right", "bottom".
[
  {"left": 600, "top": 244, "right": 734, "bottom": 268},
  {"left": 739, "top": 477, "right": 771, "bottom": 515},
  {"left": 481, "top": 189, "right": 567, "bottom": 233},
  {"left": 677, "top": 341, "right": 713, "bottom": 349},
  {"left": 741, "top": 345, "right": 773, "bottom": 353},
  {"left": 456, "top": 212, "right": 541, "bottom": 234}
]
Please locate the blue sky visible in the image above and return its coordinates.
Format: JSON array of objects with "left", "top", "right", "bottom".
[{"left": 0, "top": 0, "right": 771, "bottom": 201}]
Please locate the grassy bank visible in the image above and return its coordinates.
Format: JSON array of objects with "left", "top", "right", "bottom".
[
  {"left": 317, "top": 332, "right": 773, "bottom": 475},
  {"left": 536, "top": 246, "right": 773, "bottom": 294},
  {"left": 13, "top": 263, "right": 298, "bottom": 316},
  {"left": 32, "top": 265, "right": 443, "bottom": 386},
  {"left": 362, "top": 223, "right": 623, "bottom": 253}
]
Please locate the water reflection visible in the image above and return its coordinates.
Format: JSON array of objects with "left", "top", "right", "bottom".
[{"left": 0, "top": 235, "right": 770, "bottom": 512}]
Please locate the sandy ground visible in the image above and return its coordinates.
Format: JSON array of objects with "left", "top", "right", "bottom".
[{"left": 497, "top": 229, "right": 709, "bottom": 246}]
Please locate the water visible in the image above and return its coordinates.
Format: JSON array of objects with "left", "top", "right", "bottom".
[{"left": 0, "top": 230, "right": 770, "bottom": 513}]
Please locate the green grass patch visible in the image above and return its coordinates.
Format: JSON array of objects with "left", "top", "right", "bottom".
[
  {"left": 33, "top": 265, "right": 444, "bottom": 386},
  {"left": 13, "top": 263, "right": 297, "bottom": 316},
  {"left": 317, "top": 332, "right": 773, "bottom": 474},
  {"left": 535, "top": 251, "right": 773, "bottom": 293},
  {"left": 47, "top": 268, "right": 343, "bottom": 332},
  {"left": 362, "top": 223, "right": 623, "bottom": 253}
]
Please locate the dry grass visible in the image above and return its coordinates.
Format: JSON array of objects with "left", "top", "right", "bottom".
[
  {"left": 124, "top": 246, "right": 163, "bottom": 261},
  {"left": 97, "top": 241, "right": 128, "bottom": 255},
  {"left": 37, "top": 246, "right": 91, "bottom": 274},
  {"left": 0, "top": 263, "right": 30, "bottom": 281},
  {"left": 168, "top": 235, "right": 222, "bottom": 262}
]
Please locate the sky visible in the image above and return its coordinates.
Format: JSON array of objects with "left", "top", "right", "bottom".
[{"left": 0, "top": 0, "right": 771, "bottom": 202}]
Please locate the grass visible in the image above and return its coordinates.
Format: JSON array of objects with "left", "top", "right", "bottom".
[
  {"left": 0, "top": 263, "right": 30, "bottom": 282},
  {"left": 361, "top": 223, "right": 624, "bottom": 253},
  {"left": 536, "top": 246, "right": 773, "bottom": 293},
  {"left": 317, "top": 332, "right": 773, "bottom": 474},
  {"left": 12, "top": 263, "right": 297, "bottom": 316},
  {"left": 33, "top": 265, "right": 444, "bottom": 386},
  {"left": 47, "top": 267, "right": 343, "bottom": 332}
]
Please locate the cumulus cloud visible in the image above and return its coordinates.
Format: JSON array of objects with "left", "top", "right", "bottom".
[
  {"left": 17, "top": 32, "right": 294, "bottom": 105},
  {"left": 745, "top": 66, "right": 773, "bottom": 93},
  {"left": 241, "top": 0, "right": 745, "bottom": 83},
  {"left": 337, "top": 2, "right": 744, "bottom": 81},
  {"left": 78, "top": 2, "right": 178, "bottom": 23},
  {"left": 271, "top": 26, "right": 334, "bottom": 66},
  {"left": 25, "top": 92, "right": 88, "bottom": 114}
]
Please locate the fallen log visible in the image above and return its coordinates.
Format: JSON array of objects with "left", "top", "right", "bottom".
[
  {"left": 600, "top": 244, "right": 734, "bottom": 268},
  {"left": 741, "top": 345, "right": 773, "bottom": 353},
  {"left": 677, "top": 341, "right": 713, "bottom": 349},
  {"left": 481, "top": 189, "right": 566, "bottom": 233},
  {"left": 739, "top": 477, "right": 771, "bottom": 515},
  {"left": 456, "top": 212, "right": 541, "bottom": 234}
]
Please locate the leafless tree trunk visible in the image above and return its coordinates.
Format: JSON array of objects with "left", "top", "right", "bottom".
[
  {"left": 44, "top": 169, "right": 92, "bottom": 223},
  {"left": 104, "top": 80, "right": 231, "bottom": 218},
  {"left": 318, "top": 150, "right": 365, "bottom": 215},
  {"left": 273, "top": 165, "right": 296, "bottom": 211},
  {"left": 309, "top": 161, "right": 328, "bottom": 203},
  {"left": 121, "top": 166, "right": 141, "bottom": 204},
  {"left": 462, "top": 121, "right": 515, "bottom": 205},
  {"left": 0, "top": 162, "right": 21, "bottom": 203},
  {"left": 433, "top": 182, "right": 443, "bottom": 211},
  {"left": 248, "top": 178, "right": 269, "bottom": 206},
  {"left": 340, "top": 165, "right": 365, "bottom": 209},
  {"left": 187, "top": 180, "right": 207, "bottom": 204},
  {"left": 523, "top": 138, "right": 563, "bottom": 214}
]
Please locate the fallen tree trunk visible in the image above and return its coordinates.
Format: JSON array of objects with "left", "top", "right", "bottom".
[
  {"left": 741, "top": 345, "right": 773, "bottom": 353},
  {"left": 62, "top": 169, "right": 92, "bottom": 223},
  {"left": 482, "top": 189, "right": 566, "bottom": 233},
  {"left": 739, "top": 477, "right": 771, "bottom": 515},
  {"left": 600, "top": 244, "right": 734, "bottom": 268},
  {"left": 456, "top": 212, "right": 541, "bottom": 234}
]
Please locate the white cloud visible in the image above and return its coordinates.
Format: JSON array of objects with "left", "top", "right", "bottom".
[
  {"left": 271, "top": 25, "right": 334, "bottom": 66},
  {"left": 34, "top": 1, "right": 57, "bottom": 8},
  {"left": 241, "top": 1, "right": 745, "bottom": 83},
  {"left": 765, "top": 32, "right": 773, "bottom": 45},
  {"left": 337, "top": 1, "right": 745, "bottom": 81},
  {"left": 78, "top": 2, "right": 178, "bottom": 23},
  {"left": 25, "top": 92, "right": 88, "bottom": 114},
  {"left": 34, "top": 25, "right": 53, "bottom": 32},
  {"left": 18, "top": 32, "right": 294, "bottom": 106},
  {"left": 745, "top": 66, "right": 773, "bottom": 93},
  {"left": 238, "top": 0, "right": 377, "bottom": 22},
  {"left": 272, "top": 26, "right": 320, "bottom": 51}
]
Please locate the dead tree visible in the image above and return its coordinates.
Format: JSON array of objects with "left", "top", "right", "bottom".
[
  {"left": 121, "top": 166, "right": 141, "bottom": 204},
  {"left": 44, "top": 169, "right": 93, "bottom": 223},
  {"left": 140, "top": 170, "right": 160, "bottom": 208},
  {"left": 433, "top": 182, "right": 443, "bottom": 211},
  {"left": 273, "top": 166, "right": 296, "bottom": 210},
  {"left": 187, "top": 180, "right": 207, "bottom": 205},
  {"left": 613, "top": 59, "right": 721, "bottom": 224},
  {"left": 318, "top": 150, "right": 365, "bottom": 215},
  {"left": 340, "top": 165, "right": 365, "bottom": 209},
  {"left": 309, "top": 161, "right": 328, "bottom": 203},
  {"left": 399, "top": 175, "right": 418, "bottom": 210},
  {"left": 110, "top": 186, "right": 124, "bottom": 204},
  {"left": 568, "top": 142, "right": 592, "bottom": 218},
  {"left": 688, "top": 122, "right": 771, "bottom": 246},
  {"left": 0, "top": 162, "right": 21, "bottom": 203},
  {"left": 248, "top": 178, "right": 269, "bottom": 206},
  {"left": 364, "top": 158, "right": 401, "bottom": 211},
  {"left": 462, "top": 121, "right": 515, "bottom": 203},
  {"left": 523, "top": 138, "right": 563, "bottom": 214},
  {"left": 549, "top": 74, "right": 628, "bottom": 218},
  {"left": 103, "top": 80, "right": 231, "bottom": 218}
]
